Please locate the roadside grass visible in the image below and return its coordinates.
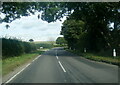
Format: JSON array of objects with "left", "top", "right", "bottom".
[
  {"left": 0, "top": 59, "right": 2, "bottom": 76},
  {"left": 2, "top": 50, "right": 45, "bottom": 76},
  {"left": 82, "top": 53, "right": 120, "bottom": 66},
  {"left": 66, "top": 49, "right": 120, "bottom": 66}
]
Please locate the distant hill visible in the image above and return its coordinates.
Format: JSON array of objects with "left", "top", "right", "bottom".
[{"left": 34, "top": 41, "right": 56, "bottom": 44}]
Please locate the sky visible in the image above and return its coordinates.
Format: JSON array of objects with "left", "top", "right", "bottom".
[{"left": 0, "top": 12, "right": 66, "bottom": 41}]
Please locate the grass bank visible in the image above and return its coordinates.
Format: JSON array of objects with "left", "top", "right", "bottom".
[
  {"left": 2, "top": 50, "right": 45, "bottom": 76},
  {"left": 66, "top": 49, "right": 120, "bottom": 66},
  {"left": 82, "top": 53, "right": 120, "bottom": 66},
  {"left": 0, "top": 60, "right": 2, "bottom": 76}
]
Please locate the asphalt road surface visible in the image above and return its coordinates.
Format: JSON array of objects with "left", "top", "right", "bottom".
[{"left": 5, "top": 47, "right": 119, "bottom": 83}]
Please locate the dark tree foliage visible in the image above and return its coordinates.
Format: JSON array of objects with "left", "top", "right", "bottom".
[
  {"left": 5, "top": 24, "right": 10, "bottom": 29},
  {"left": 1, "top": 2, "right": 66, "bottom": 23},
  {"left": 56, "top": 37, "right": 67, "bottom": 45},
  {"left": 60, "top": 2, "right": 120, "bottom": 55},
  {"left": 1, "top": 2, "right": 120, "bottom": 55},
  {"left": 61, "top": 19, "right": 85, "bottom": 50},
  {"left": 29, "top": 39, "right": 34, "bottom": 42},
  {"left": 2, "top": 38, "right": 37, "bottom": 59}
]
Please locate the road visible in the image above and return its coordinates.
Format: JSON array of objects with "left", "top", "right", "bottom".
[{"left": 4, "top": 47, "right": 119, "bottom": 83}]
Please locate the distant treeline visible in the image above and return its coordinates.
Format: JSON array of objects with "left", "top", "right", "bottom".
[
  {"left": 2, "top": 38, "right": 37, "bottom": 59},
  {"left": 36, "top": 43, "right": 54, "bottom": 49},
  {"left": 61, "top": 3, "right": 120, "bottom": 56}
]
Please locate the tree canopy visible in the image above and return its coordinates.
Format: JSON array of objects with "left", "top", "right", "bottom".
[
  {"left": 60, "top": 2, "right": 120, "bottom": 55},
  {"left": 1, "top": 2, "right": 120, "bottom": 24},
  {"left": 1, "top": 2, "right": 68, "bottom": 23},
  {"left": 1, "top": 2, "right": 120, "bottom": 55},
  {"left": 56, "top": 37, "right": 67, "bottom": 45},
  {"left": 29, "top": 39, "right": 34, "bottom": 42}
]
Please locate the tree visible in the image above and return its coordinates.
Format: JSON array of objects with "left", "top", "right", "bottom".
[
  {"left": 29, "top": 39, "right": 34, "bottom": 42},
  {"left": 1, "top": 2, "right": 120, "bottom": 55},
  {"left": 66, "top": 3, "right": 120, "bottom": 52},
  {"left": 61, "top": 19, "right": 85, "bottom": 50},
  {"left": 60, "top": 3, "right": 120, "bottom": 53},
  {"left": 1, "top": 2, "right": 67, "bottom": 23},
  {"left": 5, "top": 24, "right": 10, "bottom": 29},
  {"left": 56, "top": 37, "right": 67, "bottom": 45}
]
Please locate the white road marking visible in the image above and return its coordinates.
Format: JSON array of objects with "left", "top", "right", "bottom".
[
  {"left": 56, "top": 50, "right": 66, "bottom": 72},
  {"left": 32, "top": 55, "right": 41, "bottom": 62},
  {"left": 58, "top": 61, "right": 66, "bottom": 73},
  {"left": 56, "top": 56, "right": 59, "bottom": 59},
  {"left": 5, "top": 55, "right": 41, "bottom": 83},
  {"left": 55, "top": 50, "right": 59, "bottom": 59},
  {"left": 6, "top": 63, "right": 30, "bottom": 83},
  {"left": 56, "top": 50, "right": 57, "bottom": 56}
]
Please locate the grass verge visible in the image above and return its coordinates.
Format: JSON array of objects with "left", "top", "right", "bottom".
[
  {"left": 66, "top": 49, "right": 120, "bottom": 66},
  {"left": 82, "top": 53, "right": 120, "bottom": 66},
  {"left": 2, "top": 50, "right": 45, "bottom": 76},
  {"left": 0, "top": 59, "right": 2, "bottom": 76}
]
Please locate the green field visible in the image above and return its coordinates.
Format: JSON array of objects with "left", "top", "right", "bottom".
[
  {"left": 34, "top": 41, "right": 55, "bottom": 44},
  {"left": 34, "top": 41, "right": 55, "bottom": 49}
]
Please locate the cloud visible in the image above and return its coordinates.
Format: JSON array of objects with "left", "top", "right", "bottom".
[{"left": 0, "top": 12, "right": 65, "bottom": 41}]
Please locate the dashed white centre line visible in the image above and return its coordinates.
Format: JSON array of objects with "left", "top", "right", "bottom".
[
  {"left": 56, "top": 56, "right": 59, "bottom": 59},
  {"left": 56, "top": 50, "right": 57, "bottom": 56},
  {"left": 56, "top": 50, "right": 59, "bottom": 59},
  {"left": 58, "top": 61, "right": 66, "bottom": 73},
  {"left": 56, "top": 49, "right": 66, "bottom": 73}
]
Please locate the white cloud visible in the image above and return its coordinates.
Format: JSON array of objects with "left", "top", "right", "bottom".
[{"left": 0, "top": 12, "right": 65, "bottom": 41}]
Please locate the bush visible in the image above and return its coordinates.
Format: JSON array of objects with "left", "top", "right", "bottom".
[{"left": 2, "top": 38, "right": 37, "bottom": 59}]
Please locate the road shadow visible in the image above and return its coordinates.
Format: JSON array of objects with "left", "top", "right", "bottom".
[
  {"left": 41, "top": 47, "right": 81, "bottom": 58},
  {"left": 57, "top": 50, "right": 80, "bottom": 57}
]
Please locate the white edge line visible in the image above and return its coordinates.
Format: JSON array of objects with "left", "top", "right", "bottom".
[
  {"left": 6, "top": 55, "right": 41, "bottom": 83},
  {"left": 5, "top": 63, "right": 30, "bottom": 83},
  {"left": 58, "top": 61, "right": 66, "bottom": 73},
  {"left": 32, "top": 55, "right": 41, "bottom": 62}
]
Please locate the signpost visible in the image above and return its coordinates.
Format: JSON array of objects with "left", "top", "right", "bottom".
[
  {"left": 84, "top": 48, "right": 86, "bottom": 53},
  {"left": 113, "top": 49, "right": 116, "bottom": 57}
]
